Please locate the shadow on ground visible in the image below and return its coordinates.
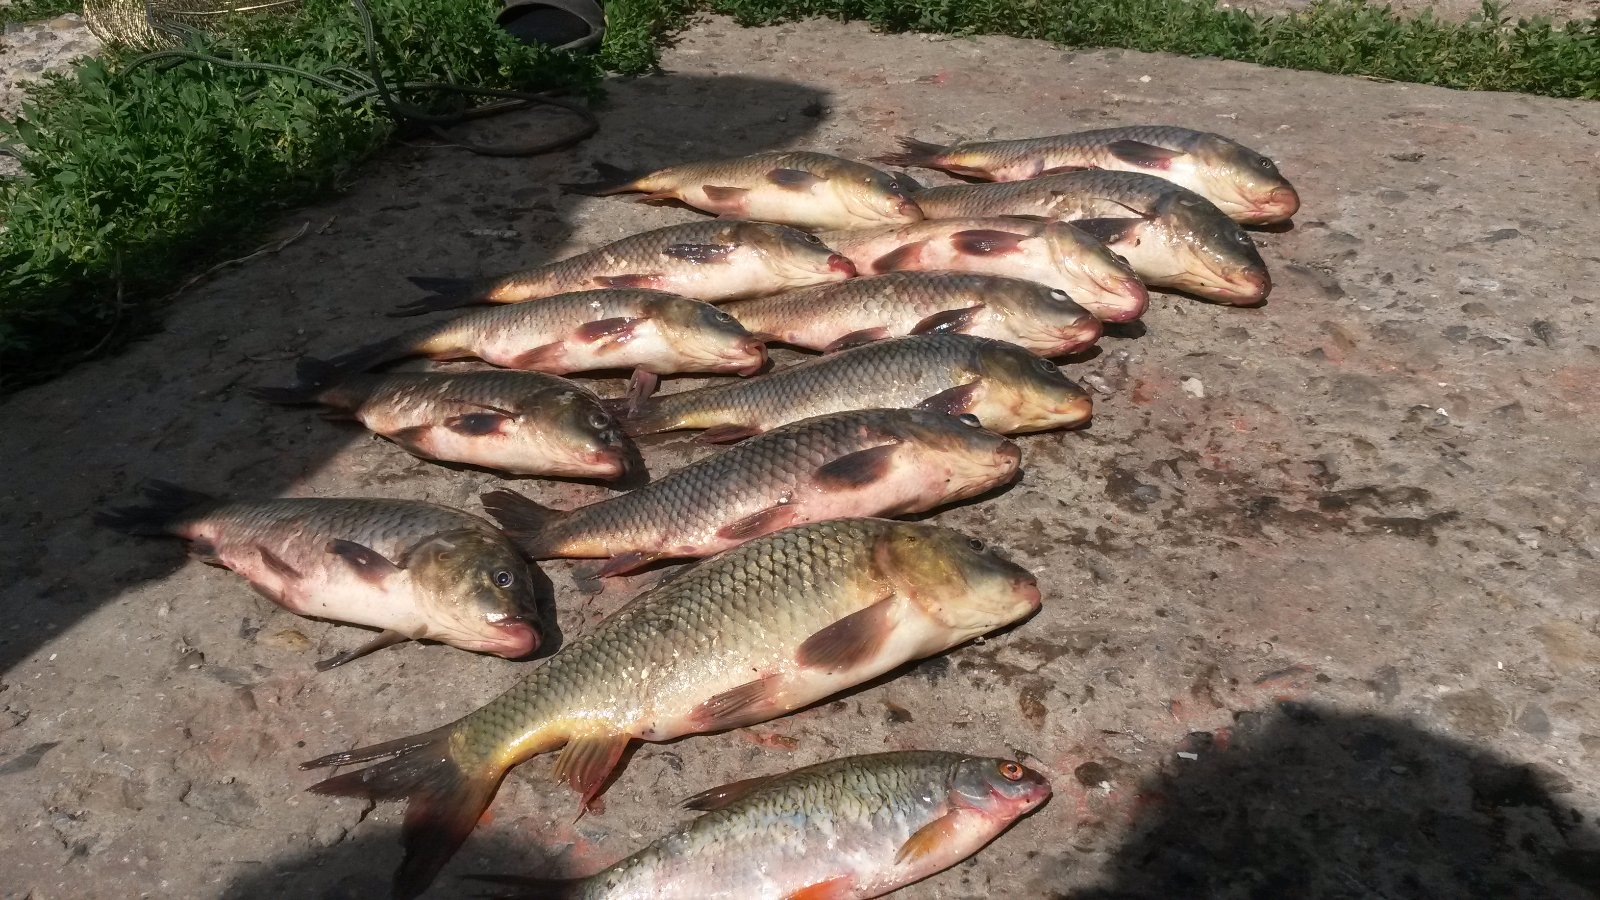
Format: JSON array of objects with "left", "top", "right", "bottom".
[
  {"left": 0, "top": 72, "right": 828, "bottom": 677},
  {"left": 1063, "top": 704, "right": 1600, "bottom": 899}
]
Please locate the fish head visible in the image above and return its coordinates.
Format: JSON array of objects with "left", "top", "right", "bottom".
[
  {"left": 886, "top": 409, "right": 1021, "bottom": 500},
  {"left": 973, "top": 341, "right": 1094, "bottom": 432},
  {"left": 950, "top": 757, "right": 1053, "bottom": 819},
  {"left": 877, "top": 523, "right": 1041, "bottom": 638},
  {"left": 1047, "top": 223, "right": 1149, "bottom": 322},
  {"left": 989, "top": 281, "right": 1104, "bottom": 355},
  {"left": 1150, "top": 194, "right": 1272, "bottom": 305},
  {"left": 740, "top": 223, "right": 856, "bottom": 287},
  {"left": 653, "top": 296, "right": 768, "bottom": 375},
  {"left": 1190, "top": 134, "right": 1300, "bottom": 224},
  {"left": 405, "top": 529, "right": 542, "bottom": 658},
  {"left": 830, "top": 168, "right": 925, "bottom": 226},
  {"left": 539, "top": 392, "right": 635, "bottom": 478}
]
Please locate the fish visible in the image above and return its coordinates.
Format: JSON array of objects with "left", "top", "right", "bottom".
[
  {"left": 723, "top": 271, "right": 1102, "bottom": 356},
  {"left": 471, "top": 751, "right": 1052, "bottom": 899},
  {"left": 615, "top": 334, "right": 1093, "bottom": 442},
  {"left": 301, "top": 518, "right": 1042, "bottom": 899},
  {"left": 481, "top": 408, "right": 1021, "bottom": 578},
  {"left": 97, "top": 483, "right": 543, "bottom": 670},
  {"left": 819, "top": 217, "right": 1147, "bottom": 323},
  {"left": 307, "top": 289, "right": 767, "bottom": 379},
  {"left": 252, "top": 367, "right": 638, "bottom": 479},
  {"left": 913, "top": 172, "right": 1271, "bottom": 304},
  {"left": 567, "top": 152, "right": 924, "bottom": 230},
  {"left": 874, "top": 127, "right": 1300, "bottom": 224},
  {"left": 396, "top": 222, "right": 856, "bottom": 316}
]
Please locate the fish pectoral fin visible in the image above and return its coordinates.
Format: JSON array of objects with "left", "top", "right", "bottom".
[
  {"left": 917, "top": 381, "right": 984, "bottom": 417},
  {"left": 626, "top": 369, "right": 660, "bottom": 412},
  {"left": 701, "top": 185, "right": 750, "bottom": 206},
  {"left": 697, "top": 423, "right": 763, "bottom": 444},
  {"left": 872, "top": 241, "right": 927, "bottom": 273},
  {"left": 552, "top": 731, "right": 631, "bottom": 811},
  {"left": 662, "top": 242, "right": 736, "bottom": 264},
  {"left": 909, "top": 304, "right": 987, "bottom": 336},
  {"left": 313, "top": 628, "right": 410, "bottom": 672},
  {"left": 1038, "top": 164, "right": 1089, "bottom": 175},
  {"left": 582, "top": 551, "right": 665, "bottom": 580},
  {"left": 186, "top": 539, "right": 223, "bottom": 567},
  {"left": 950, "top": 228, "right": 1027, "bottom": 256},
  {"left": 573, "top": 316, "right": 641, "bottom": 346},
  {"left": 782, "top": 875, "right": 856, "bottom": 900},
  {"left": 594, "top": 273, "right": 665, "bottom": 290},
  {"left": 716, "top": 504, "right": 800, "bottom": 543},
  {"left": 326, "top": 539, "right": 404, "bottom": 583},
  {"left": 257, "top": 545, "right": 302, "bottom": 579},
  {"left": 1106, "top": 139, "right": 1183, "bottom": 169},
  {"left": 822, "top": 326, "right": 892, "bottom": 353},
  {"left": 443, "top": 412, "right": 513, "bottom": 436},
  {"left": 895, "top": 810, "right": 968, "bottom": 866},
  {"left": 766, "top": 168, "right": 824, "bottom": 191},
  {"left": 813, "top": 444, "right": 900, "bottom": 490},
  {"left": 796, "top": 595, "right": 898, "bottom": 672},
  {"left": 689, "top": 673, "right": 783, "bottom": 731},
  {"left": 681, "top": 772, "right": 783, "bottom": 811},
  {"left": 1072, "top": 217, "right": 1144, "bottom": 245}
]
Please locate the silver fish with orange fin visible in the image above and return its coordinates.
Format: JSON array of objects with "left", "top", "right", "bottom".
[
  {"left": 301, "top": 518, "right": 1041, "bottom": 900},
  {"left": 723, "top": 271, "right": 1102, "bottom": 356},
  {"left": 567, "top": 152, "right": 923, "bottom": 230},
  {"left": 97, "top": 483, "right": 543, "bottom": 670},
  {"left": 469, "top": 751, "right": 1051, "bottom": 899},
  {"left": 397, "top": 221, "right": 855, "bottom": 316},
  {"left": 874, "top": 127, "right": 1300, "bottom": 224},
  {"left": 820, "top": 217, "right": 1147, "bottom": 323},
  {"left": 913, "top": 172, "right": 1271, "bottom": 305},
  {"left": 481, "top": 408, "right": 1020, "bottom": 578}
]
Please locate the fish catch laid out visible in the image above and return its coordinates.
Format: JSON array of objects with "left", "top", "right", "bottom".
[
  {"left": 914, "top": 172, "right": 1271, "bottom": 304},
  {"left": 614, "top": 334, "right": 1093, "bottom": 442},
  {"left": 875, "top": 126, "right": 1300, "bottom": 224},
  {"left": 301, "top": 518, "right": 1042, "bottom": 899},
  {"left": 307, "top": 289, "right": 767, "bottom": 380},
  {"left": 481, "top": 408, "right": 1021, "bottom": 578},
  {"left": 252, "top": 367, "right": 638, "bottom": 480},
  {"left": 471, "top": 751, "right": 1052, "bottom": 899},
  {"left": 567, "top": 151, "right": 924, "bottom": 230},
  {"left": 723, "top": 271, "right": 1102, "bottom": 356},
  {"left": 820, "top": 217, "right": 1148, "bottom": 323},
  {"left": 395, "top": 221, "right": 856, "bottom": 316},
  {"left": 97, "top": 484, "right": 544, "bottom": 670}
]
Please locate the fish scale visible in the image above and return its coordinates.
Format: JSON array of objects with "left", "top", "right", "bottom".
[
  {"left": 317, "top": 370, "right": 598, "bottom": 417},
  {"left": 916, "top": 168, "right": 1196, "bottom": 219},
  {"left": 188, "top": 498, "right": 499, "bottom": 562}
]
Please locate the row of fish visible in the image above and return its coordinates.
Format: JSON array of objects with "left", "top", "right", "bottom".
[{"left": 100, "top": 124, "right": 1300, "bottom": 897}]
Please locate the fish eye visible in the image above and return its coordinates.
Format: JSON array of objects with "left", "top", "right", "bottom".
[
  {"left": 1113, "top": 254, "right": 1130, "bottom": 267},
  {"left": 493, "top": 570, "right": 514, "bottom": 588},
  {"left": 1256, "top": 157, "right": 1274, "bottom": 170},
  {"left": 968, "top": 537, "right": 986, "bottom": 552},
  {"left": 801, "top": 233, "right": 823, "bottom": 244},
  {"left": 1034, "top": 358, "right": 1058, "bottom": 374},
  {"left": 1048, "top": 289, "right": 1070, "bottom": 302},
  {"left": 713, "top": 310, "right": 735, "bottom": 323},
  {"left": 957, "top": 413, "right": 982, "bottom": 427},
  {"left": 588, "top": 410, "right": 612, "bottom": 429},
  {"left": 998, "top": 761, "right": 1025, "bottom": 781}
]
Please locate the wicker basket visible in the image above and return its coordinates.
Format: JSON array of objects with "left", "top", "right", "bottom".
[{"left": 82, "top": 0, "right": 302, "bottom": 48}]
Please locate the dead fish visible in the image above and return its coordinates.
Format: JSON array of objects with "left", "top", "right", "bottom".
[
  {"left": 481, "top": 408, "right": 1021, "bottom": 577},
  {"left": 875, "top": 127, "right": 1300, "bottom": 224},
  {"left": 311, "top": 289, "right": 767, "bottom": 380},
  {"left": 252, "top": 367, "right": 637, "bottom": 479},
  {"left": 914, "top": 172, "right": 1271, "bottom": 304},
  {"left": 471, "top": 751, "right": 1051, "bottom": 899},
  {"left": 723, "top": 271, "right": 1102, "bottom": 356},
  {"left": 397, "top": 221, "right": 856, "bottom": 316},
  {"left": 819, "top": 217, "right": 1147, "bottom": 322},
  {"left": 302, "top": 518, "right": 1041, "bottom": 899},
  {"left": 617, "top": 334, "right": 1093, "bottom": 442},
  {"left": 97, "top": 484, "right": 542, "bottom": 670},
  {"left": 567, "top": 152, "right": 923, "bottom": 230}
]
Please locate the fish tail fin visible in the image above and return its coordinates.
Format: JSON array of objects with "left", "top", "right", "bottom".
[
  {"left": 318, "top": 334, "right": 416, "bottom": 376},
  {"left": 248, "top": 356, "right": 350, "bottom": 405},
  {"left": 563, "top": 161, "right": 644, "bottom": 196},
  {"left": 873, "top": 136, "right": 950, "bottom": 168},
  {"left": 95, "top": 480, "right": 216, "bottom": 535},
  {"left": 463, "top": 873, "right": 584, "bottom": 899},
  {"left": 479, "top": 489, "right": 566, "bottom": 556},
  {"left": 394, "top": 276, "right": 493, "bottom": 317},
  {"left": 302, "top": 724, "right": 507, "bottom": 900}
]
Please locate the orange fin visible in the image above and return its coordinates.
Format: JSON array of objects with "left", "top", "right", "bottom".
[
  {"left": 872, "top": 241, "right": 926, "bottom": 273},
  {"left": 813, "top": 444, "right": 898, "bottom": 490},
  {"left": 916, "top": 381, "right": 983, "bottom": 417},
  {"left": 823, "top": 326, "right": 891, "bottom": 353},
  {"left": 594, "top": 273, "right": 665, "bottom": 290},
  {"left": 784, "top": 875, "right": 855, "bottom": 900},
  {"left": 796, "top": 596, "right": 896, "bottom": 672},
  {"left": 895, "top": 810, "right": 963, "bottom": 865},
  {"left": 689, "top": 674, "right": 782, "bottom": 731},
  {"left": 951, "top": 228, "right": 1026, "bottom": 256},
  {"left": 583, "top": 550, "right": 665, "bottom": 579},
  {"left": 508, "top": 342, "right": 567, "bottom": 371},
  {"left": 552, "top": 732, "right": 630, "bottom": 810},
  {"left": 698, "top": 423, "right": 762, "bottom": 444},
  {"left": 573, "top": 316, "right": 640, "bottom": 345},
  {"left": 702, "top": 185, "right": 750, "bottom": 207},
  {"left": 716, "top": 505, "right": 800, "bottom": 543},
  {"left": 681, "top": 772, "right": 781, "bottom": 811}
]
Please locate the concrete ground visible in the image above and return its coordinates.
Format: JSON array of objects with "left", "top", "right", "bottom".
[{"left": 3, "top": 15, "right": 1599, "bottom": 900}]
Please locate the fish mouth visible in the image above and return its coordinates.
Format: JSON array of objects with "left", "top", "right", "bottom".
[
  {"left": 1242, "top": 186, "right": 1300, "bottom": 224},
  {"left": 708, "top": 338, "right": 768, "bottom": 376},
  {"left": 1013, "top": 576, "right": 1043, "bottom": 611},
  {"left": 996, "top": 442, "right": 1023, "bottom": 469},
  {"left": 584, "top": 447, "right": 630, "bottom": 479},
  {"left": 482, "top": 618, "right": 541, "bottom": 658},
  {"left": 1206, "top": 267, "right": 1272, "bottom": 305},
  {"left": 892, "top": 197, "right": 925, "bottom": 221},
  {"left": 826, "top": 254, "right": 858, "bottom": 277},
  {"left": 1054, "top": 394, "right": 1094, "bottom": 427},
  {"left": 1091, "top": 276, "right": 1149, "bottom": 322},
  {"left": 1056, "top": 315, "right": 1104, "bottom": 353}
]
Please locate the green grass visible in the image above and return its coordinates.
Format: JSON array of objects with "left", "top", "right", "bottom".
[
  {"left": 0, "top": 0, "right": 80, "bottom": 26},
  {"left": 0, "top": 0, "right": 1595, "bottom": 389}
]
